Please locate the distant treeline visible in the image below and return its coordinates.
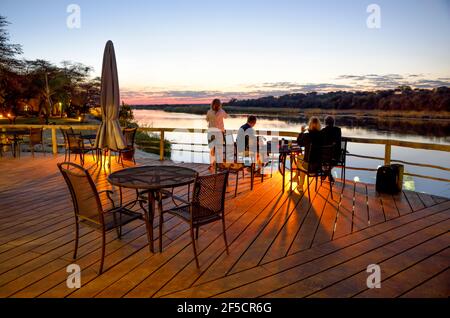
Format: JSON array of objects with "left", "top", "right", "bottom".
[{"left": 225, "top": 86, "right": 450, "bottom": 112}]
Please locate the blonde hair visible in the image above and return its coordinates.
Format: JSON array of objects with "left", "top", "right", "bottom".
[
  {"left": 308, "top": 117, "right": 321, "bottom": 131},
  {"left": 211, "top": 99, "right": 222, "bottom": 112}
]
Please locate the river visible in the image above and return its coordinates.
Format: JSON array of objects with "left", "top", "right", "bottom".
[{"left": 133, "top": 109, "right": 450, "bottom": 198}]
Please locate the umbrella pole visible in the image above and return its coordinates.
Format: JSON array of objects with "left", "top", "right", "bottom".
[{"left": 108, "top": 148, "right": 112, "bottom": 172}]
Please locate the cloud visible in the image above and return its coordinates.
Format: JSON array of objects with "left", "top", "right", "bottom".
[
  {"left": 121, "top": 74, "right": 450, "bottom": 104},
  {"left": 336, "top": 73, "right": 450, "bottom": 90}
]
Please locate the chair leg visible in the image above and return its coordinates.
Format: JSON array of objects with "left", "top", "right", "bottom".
[
  {"left": 315, "top": 176, "right": 318, "bottom": 191},
  {"left": 114, "top": 213, "right": 122, "bottom": 239},
  {"left": 190, "top": 226, "right": 200, "bottom": 268},
  {"left": 307, "top": 176, "right": 311, "bottom": 202},
  {"left": 159, "top": 200, "right": 163, "bottom": 253},
  {"left": 329, "top": 173, "right": 334, "bottom": 200},
  {"left": 222, "top": 217, "right": 229, "bottom": 254},
  {"left": 195, "top": 226, "right": 199, "bottom": 240},
  {"left": 99, "top": 230, "right": 106, "bottom": 275},
  {"left": 73, "top": 221, "right": 79, "bottom": 259},
  {"left": 343, "top": 166, "right": 346, "bottom": 186},
  {"left": 235, "top": 173, "right": 239, "bottom": 197}
]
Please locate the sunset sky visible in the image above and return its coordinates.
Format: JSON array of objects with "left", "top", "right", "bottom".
[{"left": 2, "top": 0, "right": 450, "bottom": 104}]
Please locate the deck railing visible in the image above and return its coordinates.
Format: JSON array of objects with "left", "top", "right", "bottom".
[{"left": 1, "top": 124, "right": 450, "bottom": 183}]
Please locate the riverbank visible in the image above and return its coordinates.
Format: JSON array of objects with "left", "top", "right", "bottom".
[{"left": 132, "top": 105, "right": 450, "bottom": 121}]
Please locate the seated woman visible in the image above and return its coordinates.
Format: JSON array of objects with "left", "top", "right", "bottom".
[{"left": 295, "top": 117, "right": 323, "bottom": 190}]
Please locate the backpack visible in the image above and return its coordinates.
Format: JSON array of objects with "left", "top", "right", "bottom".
[{"left": 376, "top": 164, "right": 404, "bottom": 194}]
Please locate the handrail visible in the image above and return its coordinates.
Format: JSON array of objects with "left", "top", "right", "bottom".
[{"left": 1, "top": 124, "right": 449, "bottom": 182}]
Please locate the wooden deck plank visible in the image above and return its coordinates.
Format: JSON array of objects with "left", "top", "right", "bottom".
[
  {"left": 0, "top": 153, "right": 448, "bottom": 298},
  {"left": 308, "top": 231, "right": 450, "bottom": 297},
  {"left": 404, "top": 190, "right": 426, "bottom": 212},
  {"left": 225, "top": 217, "right": 450, "bottom": 298},
  {"left": 400, "top": 268, "right": 450, "bottom": 298},
  {"left": 366, "top": 185, "right": 385, "bottom": 226},
  {"left": 417, "top": 192, "right": 437, "bottom": 208},
  {"left": 393, "top": 191, "right": 413, "bottom": 216},
  {"left": 164, "top": 205, "right": 450, "bottom": 298},
  {"left": 356, "top": 246, "right": 450, "bottom": 298},
  {"left": 262, "top": 179, "right": 321, "bottom": 263},
  {"left": 352, "top": 182, "right": 369, "bottom": 231},
  {"left": 332, "top": 182, "right": 354, "bottom": 239}
]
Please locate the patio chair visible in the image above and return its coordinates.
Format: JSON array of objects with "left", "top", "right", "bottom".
[
  {"left": 113, "top": 127, "right": 137, "bottom": 167},
  {"left": 60, "top": 128, "right": 74, "bottom": 161},
  {"left": 216, "top": 132, "right": 246, "bottom": 197},
  {"left": 28, "top": 127, "right": 45, "bottom": 156},
  {"left": 66, "top": 132, "right": 96, "bottom": 166},
  {"left": 333, "top": 139, "right": 348, "bottom": 185},
  {"left": 159, "top": 171, "right": 229, "bottom": 267},
  {"left": 57, "top": 162, "right": 148, "bottom": 274},
  {"left": 0, "top": 134, "right": 14, "bottom": 157},
  {"left": 295, "top": 144, "right": 334, "bottom": 201}
]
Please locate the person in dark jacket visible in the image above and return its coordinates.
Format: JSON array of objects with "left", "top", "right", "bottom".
[
  {"left": 321, "top": 115, "right": 342, "bottom": 163},
  {"left": 296, "top": 117, "right": 323, "bottom": 190}
]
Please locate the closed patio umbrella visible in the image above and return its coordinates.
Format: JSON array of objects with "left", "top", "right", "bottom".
[{"left": 95, "top": 40, "right": 126, "bottom": 168}]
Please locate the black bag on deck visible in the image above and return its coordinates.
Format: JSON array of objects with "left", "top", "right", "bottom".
[{"left": 376, "top": 164, "right": 404, "bottom": 194}]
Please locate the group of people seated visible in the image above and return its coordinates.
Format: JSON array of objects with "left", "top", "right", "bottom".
[
  {"left": 296, "top": 115, "right": 342, "bottom": 189},
  {"left": 206, "top": 99, "right": 342, "bottom": 188}
]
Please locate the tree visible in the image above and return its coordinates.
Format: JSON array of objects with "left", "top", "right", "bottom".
[{"left": 0, "top": 16, "right": 22, "bottom": 71}]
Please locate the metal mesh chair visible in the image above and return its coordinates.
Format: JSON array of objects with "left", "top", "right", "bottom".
[
  {"left": 115, "top": 127, "right": 137, "bottom": 167},
  {"left": 334, "top": 139, "right": 348, "bottom": 185},
  {"left": 216, "top": 132, "right": 246, "bottom": 197},
  {"left": 66, "top": 132, "right": 96, "bottom": 166},
  {"left": 295, "top": 145, "right": 334, "bottom": 201},
  {"left": 28, "top": 128, "right": 45, "bottom": 156},
  {"left": 60, "top": 128, "right": 74, "bottom": 161},
  {"left": 160, "top": 171, "right": 229, "bottom": 267},
  {"left": 0, "top": 135, "right": 14, "bottom": 157},
  {"left": 58, "top": 162, "right": 147, "bottom": 274}
]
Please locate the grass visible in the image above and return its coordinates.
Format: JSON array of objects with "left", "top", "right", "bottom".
[
  {"left": 135, "top": 130, "right": 171, "bottom": 157},
  {"left": 133, "top": 105, "right": 450, "bottom": 120}
]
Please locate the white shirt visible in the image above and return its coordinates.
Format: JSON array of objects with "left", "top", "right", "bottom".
[{"left": 206, "top": 109, "right": 228, "bottom": 132}]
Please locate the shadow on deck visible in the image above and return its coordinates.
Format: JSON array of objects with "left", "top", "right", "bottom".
[{"left": 0, "top": 153, "right": 448, "bottom": 298}]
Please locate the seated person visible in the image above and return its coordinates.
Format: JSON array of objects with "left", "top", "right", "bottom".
[
  {"left": 221, "top": 115, "right": 258, "bottom": 170},
  {"left": 321, "top": 115, "right": 342, "bottom": 163},
  {"left": 237, "top": 115, "right": 257, "bottom": 154},
  {"left": 296, "top": 117, "right": 323, "bottom": 190}
]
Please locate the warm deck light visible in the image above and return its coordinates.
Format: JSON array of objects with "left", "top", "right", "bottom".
[
  {"left": 0, "top": 114, "right": 3, "bottom": 118},
  {"left": 7, "top": 113, "right": 11, "bottom": 117}
]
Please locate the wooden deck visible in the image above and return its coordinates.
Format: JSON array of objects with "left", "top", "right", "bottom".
[{"left": 0, "top": 153, "right": 448, "bottom": 298}]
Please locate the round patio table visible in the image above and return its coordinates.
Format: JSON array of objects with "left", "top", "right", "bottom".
[
  {"left": 1, "top": 129, "right": 29, "bottom": 158},
  {"left": 279, "top": 143, "right": 303, "bottom": 192},
  {"left": 107, "top": 165, "right": 198, "bottom": 252}
]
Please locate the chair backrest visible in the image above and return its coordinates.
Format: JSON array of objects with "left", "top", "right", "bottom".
[
  {"left": 191, "top": 171, "right": 229, "bottom": 221},
  {"left": 122, "top": 128, "right": 137, "bottom": 148},
  {"left": 224, "top": 132, "right": 236, "bottom": 162},
  {"left": 337, "top": 139, "right": 348, "bottom": 165},
  {"left": 66, "top": 132, "right": 83, "bottom": 150},
  {"left": 57, "top": 162, "right": 104, "bottom": 224},
  {"left": 29, "top": 128, "right": 43, "bottom": 145},
  {"left": 319, "top": 145, "right": 335, "bottom": 172},
  {"left": 60, "top": 128, "right": 74, "bottom": 147},
  {"left": 306, "top": 144, "right": 334, "bottom": 173}
]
